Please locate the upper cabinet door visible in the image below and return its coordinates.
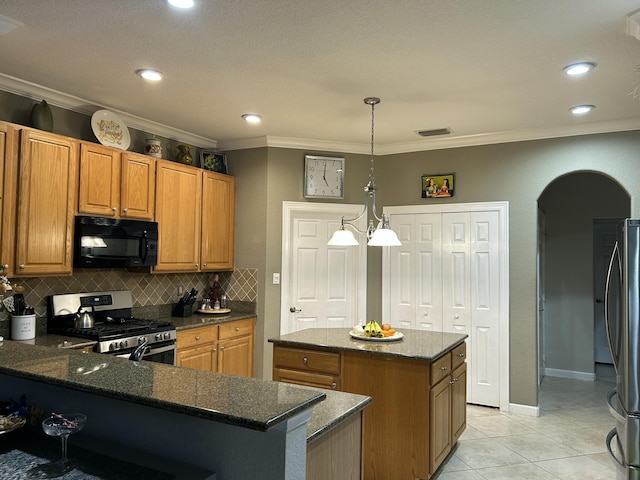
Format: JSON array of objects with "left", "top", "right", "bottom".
[
  {"left": 0, "top": 122, "right": 19, "bottom": 276},
  {"left": 78, "top": 142, "right": 121, "bottom": 217},
  {"left": 154, "top": 160, "right": 202, "bottom": 272},
  {"left": 15, "top": 128, "right": 78, "bottom": 276},
  {"left": 201, "top": 171, "right": 235, "bottom": 271},
  {"left": 121, "top": 152, "right": 155, "bottom": 220}
]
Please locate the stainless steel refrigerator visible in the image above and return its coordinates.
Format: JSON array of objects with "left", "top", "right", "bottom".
[{"left": 606, "top": 218, "right": 640, "bottom": 479}]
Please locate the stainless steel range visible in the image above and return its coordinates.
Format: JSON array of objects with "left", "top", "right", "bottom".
[{"left": 47, "top": 290, "right": 176, "bottom": 364}]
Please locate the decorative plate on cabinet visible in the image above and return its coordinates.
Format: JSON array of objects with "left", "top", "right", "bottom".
[{"left": 91, "top": 110, "right": 131, "bottom": 150}]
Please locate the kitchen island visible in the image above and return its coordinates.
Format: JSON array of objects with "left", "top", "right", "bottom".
[
  {"left": 0, "top": 339, "right": 370, "bottom": 479},
  {"left": 269, "top": 328, "right": 468, "bottom": 480}
]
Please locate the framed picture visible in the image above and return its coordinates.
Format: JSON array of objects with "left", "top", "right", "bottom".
[
  {"left": 422, "top": 173, "right": 454, "bottom": 198},
  {"left": 201, "top": 150, "right": 227, "bottom": 174}
]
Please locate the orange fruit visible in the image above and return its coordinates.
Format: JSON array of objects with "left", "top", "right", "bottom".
[{"left": 381, "top": 323, "right": 391, "bottom": 331}]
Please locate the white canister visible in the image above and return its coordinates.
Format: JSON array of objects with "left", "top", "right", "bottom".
[{"left": 11, "top": 314, "right": 36, "bottom": 340}]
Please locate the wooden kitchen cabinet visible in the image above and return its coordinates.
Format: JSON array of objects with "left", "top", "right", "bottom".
[
  {"left": 14, "top": 128, "right": 78, "bottom": 276},
  {"left": 154, "top": 160, "right": 202, "bottom": 272},
  {"left": 78, "top": 143, "right": 155, "bottom": 220},
  {"left": 155, "top": 161, "right": 236, "bottom": 273},
  {"left": 201, "top": 170, "right": 235, "bottom": 271},
  {"left": 271, "top": 333, "right": 467, "bottom": 480},
  {"left": 176, "top": 318, "right": 254, "bottom": 377},
  {"left": 0, "top": 122, "right": 18, "bottom": 275},
  {"left": 430, "top": 341, "right": 467, "bottom": 475}
]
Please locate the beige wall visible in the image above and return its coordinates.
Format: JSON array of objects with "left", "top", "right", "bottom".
[{"left": 231, "top": 130, "right": 640, "bottom": 408}]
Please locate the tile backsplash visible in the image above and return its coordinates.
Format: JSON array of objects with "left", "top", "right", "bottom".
[{"left": 0, "top": 268, "right": 257, "bottom": 337}]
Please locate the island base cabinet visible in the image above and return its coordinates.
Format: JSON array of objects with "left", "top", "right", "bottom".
[
  {"left": 342, "top": 352, "right": 429, "bottom": 480},
  {"left": 306, "top": 411, "right": 363, "bottom": 480}
]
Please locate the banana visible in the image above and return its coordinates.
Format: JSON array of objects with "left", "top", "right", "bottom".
[{"left": 364, "top": 319, "right": 383, "bottom": 338}]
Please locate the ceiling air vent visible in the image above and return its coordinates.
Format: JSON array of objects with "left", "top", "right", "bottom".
[{"left": 417, "top": 127, "right": 452, "bottom": 137}]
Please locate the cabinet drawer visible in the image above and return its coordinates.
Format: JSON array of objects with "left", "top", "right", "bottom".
[
  {"left": 452, "top": 342, "right": 467, "bottom": 370},
  {"left": 177, "top": 325, "right": 218, "bottom": 349},
  {"left": 273, "top": 347, "right": 341, "bottom": 375},
  {"left": 274, "top": 368, "right": 340, "bottom": 390},
  {"left": 219, "top": 318, "right": 253, "bottom": 340},
  {"left": 431, "top": 353, "right": 452, "bottom": 386}
]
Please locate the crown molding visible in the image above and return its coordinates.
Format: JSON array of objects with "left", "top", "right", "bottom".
[
  {"left": 3, "top": 73, "right": 638, "bottom": 156},
  {"left": 220, "top": 119, "right": 640, "bottom": 155},
  {"left": 0, "top": 73, "right": 218, "bottom": 149}
]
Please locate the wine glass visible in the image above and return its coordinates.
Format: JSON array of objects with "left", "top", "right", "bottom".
[{"left": 28, "top": 413, "right": 87, "bottom": 478}]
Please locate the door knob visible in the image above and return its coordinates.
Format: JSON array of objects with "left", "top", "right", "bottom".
[{"left": 290, "top": 307, "right": 301, "bottom": 313}]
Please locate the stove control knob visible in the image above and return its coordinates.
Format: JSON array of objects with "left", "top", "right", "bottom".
[
  {"left": 109, "top": 342, "right": 118, "bottom": 351},
  {"left": 120, "top": 340, "right": 129, "bottom": 349},
  {"left": 164, "top": 332, "right": 171, "bottom": 340},
  {"left": 155, "top": 333, "right": 163, "bottom": 341},
  {"left": 138, "top": 336, "right": 148, "bottom": 345}
]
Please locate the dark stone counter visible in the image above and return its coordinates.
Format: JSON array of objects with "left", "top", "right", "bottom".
[
  {"left": 0, "top": 340, "right": 324, "bottom": 432},
  {"left": 269, "top": 327, "right": 468, "bottom": 360}
]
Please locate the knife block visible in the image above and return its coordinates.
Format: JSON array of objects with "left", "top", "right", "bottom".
[{"left": 172, "top": 303, "right": 193, "bottom": 317}]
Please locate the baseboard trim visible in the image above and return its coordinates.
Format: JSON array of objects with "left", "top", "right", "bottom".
[
  {"left": 509, "top": 403, "right": 540, "bottom": 417},
  {"left": 544, "top": 368, "right": 596, "bottom": 382}
]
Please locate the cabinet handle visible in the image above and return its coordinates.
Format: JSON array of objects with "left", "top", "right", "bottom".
[
  {"left": 195, "top": 336, "right": 200, "bottom": 341},
  {"left": 203, "top": 263, "right": 207, "bottom": 267},
  {"left": 441, "top": 366, "right": 447, "bottom": 371},
  {"left": 450, "top": 380, "right": 455, "bottom": 385},
  {"left": 195, "top": 263, "right": 199, "bottom": 267},
  {"left": 122, "top": 208, "right": 128, "bottom": 213},
  {"left": 111, "top": 207, "right": 117, "bottom": 212},
  {"left": 331, "top": 383, "right": 337, "bottom": 389},
  {"left": 213, "top": 348, "right": 217, "bottom": 352},
  {"left": 220, "top": 346, "right": 224, "bottom": 351},
  {"left": 454, "top": 314, "right": 459, "bottom": 319},
  {"left": 457, "top": 353, "right": 465, "bottom": 358},
  {"left": 302, "top": 357, "right": 308, "bottom": 364},
  {"left": 235, "top": 327, "right": 240, "bottom": 332},
  {"left": 1, "top": 264, "right": 7, "bottom": 271},
  {"left": 19, "top": 264, "right": 25, "bottom": 269},
  {"left": 423, "top": 312, "right": 429, "bottom": 316}
]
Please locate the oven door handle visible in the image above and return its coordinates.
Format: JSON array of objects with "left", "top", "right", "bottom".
[{"left": 139, "top": 232, "right": 149, "bottom": 264}]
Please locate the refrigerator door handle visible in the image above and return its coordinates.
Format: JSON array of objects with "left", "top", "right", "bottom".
[
  {"left": 607, "top": 388, "right": 626, "bottom": 423},
  {"left": 605, "top": 241, "right": 621, "bottom": 372},
  {"left": 607, "top": 428, "right": 626, "bottom": 468}
]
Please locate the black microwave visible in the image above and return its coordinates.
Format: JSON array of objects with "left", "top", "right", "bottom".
[{"left": 74, "top": 216, "right": 158, "bottom": 268}]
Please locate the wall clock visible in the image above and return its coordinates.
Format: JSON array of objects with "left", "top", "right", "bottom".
[{"left": 304, "top": 155, "right": 345, "bottom": 199}]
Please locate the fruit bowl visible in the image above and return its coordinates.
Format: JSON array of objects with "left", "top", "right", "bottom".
[{"left": 349, "top": 326, "right": 404, "bottom": 342}]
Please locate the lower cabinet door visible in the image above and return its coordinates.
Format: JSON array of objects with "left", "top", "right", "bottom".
[
  {"left": 218, "top": 335, "right": 253, "bottom": 377},
  {"left": 177, "top": 344, "right": 216, "bottom": 371},
  {"left": 451, "top": 363, "right": 467, "bottom": 443},
  {"left": 430, "top": 376, "right": 452, "bottom": 474}
]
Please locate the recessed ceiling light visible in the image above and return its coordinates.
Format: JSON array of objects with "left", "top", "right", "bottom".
[
  {"left": 136, "top": 69, "right": 163, "bottom": 81},
  {"left": 563, "top": 62, "right": 596, "bottom": 76},
  {"left": 569, "top": 104, "right": 595, "bottom": 115},
  {"left": 242, "top": 114, "right": 263, "bottom": 124},
  {"left": 168, "top": 0, "right": 195, "bottom": 8}
]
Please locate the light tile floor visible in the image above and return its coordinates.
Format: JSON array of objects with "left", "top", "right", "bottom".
[{"left": 434, "top": 367, "right": 618, "bottom": 480}]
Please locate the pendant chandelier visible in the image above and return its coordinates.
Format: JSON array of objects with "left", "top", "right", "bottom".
[{"left": 328, "top": 97, "right": 401, "bottom": 247}]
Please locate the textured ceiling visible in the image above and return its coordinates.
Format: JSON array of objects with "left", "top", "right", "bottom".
[{"left": 0, "top": 1, "right": 639, "bottom": 153}]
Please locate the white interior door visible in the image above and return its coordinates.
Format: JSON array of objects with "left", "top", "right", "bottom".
[
  {"left": 383, "top": 202, "right": 509, "bottom": 411},
  {"left": 281, "top": 202, "right": 367, "bottom": 335}
]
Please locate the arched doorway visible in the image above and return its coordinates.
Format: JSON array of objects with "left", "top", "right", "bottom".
[{"left": 537, "top": 171, "right": 629, "bottom": 384}]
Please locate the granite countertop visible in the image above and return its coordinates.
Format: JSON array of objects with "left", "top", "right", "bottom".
[
  {"left": 0, "top": 339, "right": 325, "bottom": 433},
  {"left": 269, "top": 327, "right": 468, "bottom": 361},
  {"left": 167, "top": 310, "right": 256, "bottom": 330}
]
